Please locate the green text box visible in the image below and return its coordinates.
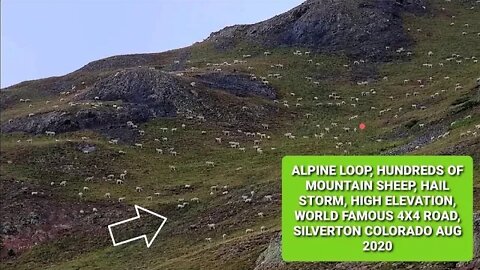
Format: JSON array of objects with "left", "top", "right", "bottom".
[{"left": 282, "top": 156, "right": 473, "bottom": 262}]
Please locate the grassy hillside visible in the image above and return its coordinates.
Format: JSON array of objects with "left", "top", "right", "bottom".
[{"left": 0, "top": 0, "right": 479, "bottom": 269}]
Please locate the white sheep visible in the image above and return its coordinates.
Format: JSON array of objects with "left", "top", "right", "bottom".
[{"left": 104, "top": 193, "right": 111, "bottom": 198}]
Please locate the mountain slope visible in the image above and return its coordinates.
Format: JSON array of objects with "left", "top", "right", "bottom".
[
  {"left": 207, "top": 0, "right": 428, "bottom": 59},
  {"left": 1, "top": 0, "right": 479, "bottom": 269}
]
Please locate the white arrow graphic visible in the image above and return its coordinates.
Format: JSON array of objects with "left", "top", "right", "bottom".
[{"left": 108, "top": 205, "right": 167, "bottom": 248}]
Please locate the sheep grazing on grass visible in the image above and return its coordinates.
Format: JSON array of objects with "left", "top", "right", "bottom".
[
  {"left": 118, "top": 197, "right": 125, "bottom": 202},
  {"left": 206, "top": 161, "right": 215, "bottom": 167},
  {"left": 109, "top": 139, "right": 119, "bottom": 144},
  {"left": 169, "top": 165, "right": 177, "bottom": 171},
  {"left": 245, "top": 229, "right": 254, "bottom": 234},
  {"left": 207, "top": 223, "right": 216, "bottom": 230},
  {"left": 104, "top": 193, "right": 111, "bottom": 198},
  {"left": 135, "top": 187, "right": 143, "bottom": 192},
  {"left": 177, "top": 203, "right": 188, "bottom": 209}
]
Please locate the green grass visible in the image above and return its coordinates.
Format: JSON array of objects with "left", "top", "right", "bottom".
[{"left": 1, "top": 0, "right": 479, "bottom": 269}]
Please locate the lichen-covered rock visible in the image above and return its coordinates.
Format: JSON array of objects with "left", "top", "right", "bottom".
[
  {"left": 254, "top": 233, "right": 285, "bottom": 270},
  {"left": 256, "top": 215, "right": 480, "bottom": 270}
]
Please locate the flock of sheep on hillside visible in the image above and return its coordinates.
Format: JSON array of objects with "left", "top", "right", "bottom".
[{"left": 9, "top": 4, "right": 480, "bottom": 244}]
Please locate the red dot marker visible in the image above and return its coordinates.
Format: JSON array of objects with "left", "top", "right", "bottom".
[{"left": 359, "top": 123, "right": 366, "bottom": 130}]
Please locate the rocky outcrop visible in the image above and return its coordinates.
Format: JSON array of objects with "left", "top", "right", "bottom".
[
  {"left": 1, "top": 68, "right": 192, "bottom": 135},
  {"left": 254, "top": 233, "right": 285, "bottom": 270},
  {"left": 194, "top": 73, "right": 277, "bottom": 99},
  {"left": 1, "top": 68, "right": 278, "bottom": 136},
  {"left": 81, "top": 68, "right": 196, "bottom": 111},
  {"left": 207, "top": 0, "right": 428, "bottom": 60},
  {"left": 256, "top": 215, "right": 480, "bottom": 270}
]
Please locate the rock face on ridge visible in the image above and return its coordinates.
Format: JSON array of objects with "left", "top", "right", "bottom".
[{"left": 207, "top": 0, "right": 428, "bottom": 60}]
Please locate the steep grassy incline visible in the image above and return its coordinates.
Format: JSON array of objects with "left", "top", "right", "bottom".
[{"left": 1, "top": 0, "right": 479, "bottom": 269}]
